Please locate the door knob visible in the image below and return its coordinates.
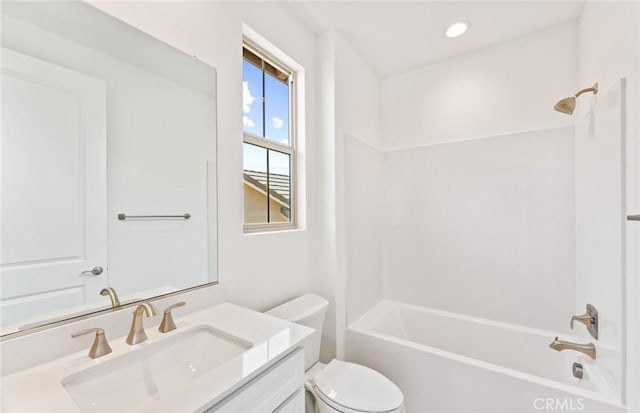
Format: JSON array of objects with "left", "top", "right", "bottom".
[{"left": 82, "top": 266, "right": 104, "bottom": 276}]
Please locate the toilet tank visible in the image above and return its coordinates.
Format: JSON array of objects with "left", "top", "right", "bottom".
[{"left": 266, "top": 294, "right": 328, "bottom": 370}]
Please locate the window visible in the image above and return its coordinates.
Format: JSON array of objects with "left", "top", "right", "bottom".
[{"left": 242, "top": 42, "right": 296, "bottom": 232}]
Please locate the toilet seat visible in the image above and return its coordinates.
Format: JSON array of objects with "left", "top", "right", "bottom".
[{"left": 309, "top": 360, "right": 404, "bottom": 413}]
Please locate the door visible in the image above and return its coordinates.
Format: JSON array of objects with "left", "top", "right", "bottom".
[{"left": 1, "top": 47, "right": 107, "bottom": 328}]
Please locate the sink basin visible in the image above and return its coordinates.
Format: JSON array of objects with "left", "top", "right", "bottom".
[{"left": 61, "top": 326, "right": 251, "bottom": 412}]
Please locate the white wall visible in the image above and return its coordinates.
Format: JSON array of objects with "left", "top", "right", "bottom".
[
  {"left": 578, "top": 1, "right": 640, "bottom": 408},
  {"left": 381, "top": 23, "right": 577, "bottom": 149},
  {"left": 335, "top": 32, "right": 383, "bottom": 351},
  {"left": 90, "top": 2, "right": 317, "bottom": 311},
  {"left": 335, "top": 35, "right": 383, "bottom": 151},
  {"left": 312, "top": 28, "right": 339, "bottom": 361},
  {"left": 314, "top": 30, "right": 383, "bottom": 359},
  {"left": 336, "top": 33, "right": 383, "bottom": 325}
]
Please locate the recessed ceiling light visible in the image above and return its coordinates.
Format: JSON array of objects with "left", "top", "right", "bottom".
[{"left": 445, "top": 21, "right": 470, "bottom": 38}]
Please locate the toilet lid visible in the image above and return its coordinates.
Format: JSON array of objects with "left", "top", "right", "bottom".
[{"left": 312, "top": 360, "right": 403, "bottom": 413}]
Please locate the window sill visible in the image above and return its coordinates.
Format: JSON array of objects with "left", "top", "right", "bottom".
[{"left": 243, "top": 223, "right": 301, "bottom": 235}]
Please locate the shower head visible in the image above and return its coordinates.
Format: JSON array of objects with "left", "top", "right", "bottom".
[
  {"left": 554, "top": 97, "right": 576, "bottom": 114},
  {"left": 554, "top": 83, "right": 598, "bottom": 115}
]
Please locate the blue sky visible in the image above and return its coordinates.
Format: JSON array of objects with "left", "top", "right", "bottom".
[{"left": 243, "top": 60, "right": 290, "bottom": 176}]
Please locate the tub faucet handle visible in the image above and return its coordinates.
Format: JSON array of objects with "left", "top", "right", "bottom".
[
  {"left": 570, "top": 314, "right": 593, "bottom": 328},
  {"left": 570, "top": 304, "right": 598, "bottom": 339}
]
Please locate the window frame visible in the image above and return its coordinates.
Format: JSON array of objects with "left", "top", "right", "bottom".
[{"left": 242, "top": 39, "right": 297, "bottom": 233}]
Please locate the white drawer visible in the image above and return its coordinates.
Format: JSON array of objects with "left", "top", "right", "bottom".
[
  {"left": 209, "top": 348, "right": 304, "bottom": 413},
  {"left": 274, "top": 388, "right": 304, "bottom": 413}
]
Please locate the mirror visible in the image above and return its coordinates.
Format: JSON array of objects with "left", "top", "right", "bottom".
[{"left": 0, "top": 1, "right": 217, "bottom": 336}]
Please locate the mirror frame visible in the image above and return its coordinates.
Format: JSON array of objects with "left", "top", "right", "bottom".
[{"left": 0, "top": 281, "right": 219, "bottom": 341}]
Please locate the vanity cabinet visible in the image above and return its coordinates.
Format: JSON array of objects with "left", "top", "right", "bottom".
[
  {"left": 208, "top": 348, "right": 305, "bottom": 413},
  {"left": 274, "top": 389, "right": 305, "bottom": 413}
]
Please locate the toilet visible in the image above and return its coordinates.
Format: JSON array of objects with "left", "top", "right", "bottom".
[{"left": 266, "top": 294, "right": 405, "bottom": 413}]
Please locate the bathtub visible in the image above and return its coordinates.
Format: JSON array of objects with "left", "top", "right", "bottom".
[{"left": 346, "top": 301, "right": 624, "bottom": 413}]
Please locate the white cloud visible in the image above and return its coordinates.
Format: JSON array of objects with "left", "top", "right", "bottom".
[
  {"left": 243, "top": 115, "right": 255, "bottom": 128},
  {"left": 243, "top": 81, "right": 256, "bottom": 114},
  {"left": 272, "top": 116, "right": 284, "bottom": 129}
]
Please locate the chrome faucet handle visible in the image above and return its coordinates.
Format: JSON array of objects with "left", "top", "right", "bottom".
[
  {"left": 72, "top": 328, "right": 112, "bottom": 359},
  {"left": 159, "top": 301, "right": 186, "bottom": 333},
  {"left": 126, "top": 303, "right": 158, "bottom": 345},
  {"left": 570, "top": 304, "right": 598, "bottom": 339}
]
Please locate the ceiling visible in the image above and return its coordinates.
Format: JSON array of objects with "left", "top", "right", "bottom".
[{"left": 286, "top": 1, "right": 585, "bottom": 78}]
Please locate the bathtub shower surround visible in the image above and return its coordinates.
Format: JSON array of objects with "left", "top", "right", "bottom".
[
  {"left": 344, "top": 137, "right": 384, "bottom": 323},
  {"left": 382, "top": 126, "right": 576, "bottom": 333},
  {"left": 347, "top": 301, "right": 624, "bottom": 413},
  {"left": 344, "top": 124, "right": 576, "bottom": 331},
  {"left": 343, "top": 96, "right": 627, "bottom": 410},
  {"left": 574, "top": 79, "right": 626, "bottom": 400},
  {"left": 345, "top": 125, "right": 576, "bottom": 331}
]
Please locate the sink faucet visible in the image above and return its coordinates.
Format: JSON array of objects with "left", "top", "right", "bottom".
[
  {"left": 126, "top": 303, "right": 158, "bottom": 345},
  {"left": 549, "top": 337, "right": 596, "bottom": 359},
  {"left": 159, "top": 301, "right": 186, "bottom": 333},
  {"left": 100, "top": 287, "right": 121, "bottom": 308},
  {"left": 71, "top": 328, "right": 112, "bottom": 359}
]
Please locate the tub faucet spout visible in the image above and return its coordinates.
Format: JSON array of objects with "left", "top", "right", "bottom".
[{"left": 549, "top": 337, "right": 596, "bottom": 359}]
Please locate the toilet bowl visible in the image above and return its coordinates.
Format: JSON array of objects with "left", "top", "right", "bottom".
[
  {"left": 306, "top": 359, "right": 405, "bottom": 413},
  {"left": 266, "top": 294, "right": 405, "bottom": 413}
]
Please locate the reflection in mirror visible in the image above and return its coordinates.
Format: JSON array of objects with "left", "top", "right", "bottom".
[{"left": 0, "top": 1, "right": 217, "bottom": 336}]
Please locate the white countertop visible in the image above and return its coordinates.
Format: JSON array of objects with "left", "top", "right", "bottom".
[{"left": 0, "top": 302, "right": 313, "bottom": 412}]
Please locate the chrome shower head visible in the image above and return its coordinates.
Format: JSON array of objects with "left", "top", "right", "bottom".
[{"left": 554, "top": 83, "right": 598, "bottom": 115}]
